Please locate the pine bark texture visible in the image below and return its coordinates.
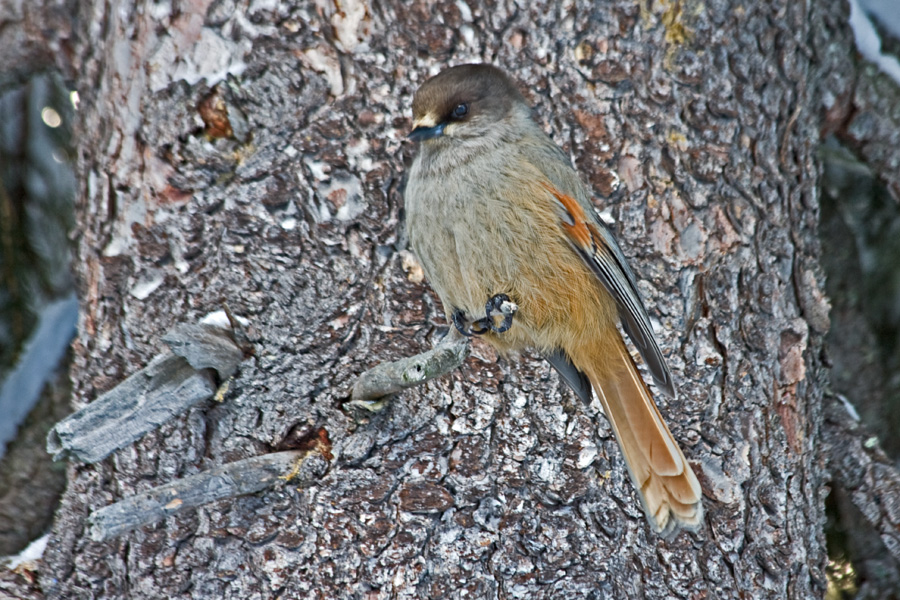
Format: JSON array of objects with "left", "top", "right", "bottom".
[{"left": 5, "top": 0, "right": 897, "bottom": 598}]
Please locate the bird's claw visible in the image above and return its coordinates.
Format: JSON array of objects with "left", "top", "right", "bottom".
[
  {"left": 452, "top": 309, "right": 481, "bottom": 337},
  {"left": 452, "top": 294, "right": 518, "bottom": 337}
]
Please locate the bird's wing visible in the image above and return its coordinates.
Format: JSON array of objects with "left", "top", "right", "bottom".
[
  {"left": 543, "top": 348, "right": 593, "bottom": 404},
  {"left": 541, "top": 182, "right": 676, "bottom": 398}
]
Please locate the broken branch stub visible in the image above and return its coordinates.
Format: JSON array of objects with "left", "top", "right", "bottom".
[
  {"left": 47, "top": 322, "right": 246, "bottom": 463},
  {"left": 87, "top": 450, "right": 329, "bottom": 541}
]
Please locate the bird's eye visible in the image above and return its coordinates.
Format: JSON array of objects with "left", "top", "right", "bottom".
[{"left": 452, "top": 103, "right": 469, "bottom": 119}]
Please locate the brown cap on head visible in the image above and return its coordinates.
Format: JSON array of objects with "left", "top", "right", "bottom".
[{"left": 409, "top": 64, "right": 527, "bottom": 140}]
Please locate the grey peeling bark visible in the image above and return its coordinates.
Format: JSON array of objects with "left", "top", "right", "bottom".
[{"left": 24, "top": 0, "right": 896, "bottom": 598}]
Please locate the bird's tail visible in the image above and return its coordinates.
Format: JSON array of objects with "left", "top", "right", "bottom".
[{"left": 580, "top": 337, "right": 703, "bottom": 535}]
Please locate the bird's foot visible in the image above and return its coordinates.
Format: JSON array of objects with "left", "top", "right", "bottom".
[
  {"left": 451, "top": 294, "right": 518, "bottom": 337},
  {"left": 483, "top": 293, "right": 517, "bottom": 333}
]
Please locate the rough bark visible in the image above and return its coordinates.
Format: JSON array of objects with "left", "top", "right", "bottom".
[{"left": 3, "top": 0, "right": 896, "bottom": 598}]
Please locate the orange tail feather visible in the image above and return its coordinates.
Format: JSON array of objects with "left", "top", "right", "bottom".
[{"left": 577, "top": 338, "right": 703, "bottom": 535}]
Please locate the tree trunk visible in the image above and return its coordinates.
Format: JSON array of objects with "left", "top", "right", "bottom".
[{"left": 8, "top": 0, "right": 897, "bottom": 598}]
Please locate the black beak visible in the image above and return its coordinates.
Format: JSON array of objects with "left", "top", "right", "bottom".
[{"left": 408, "top": 123, "right": 446, "bottom": 141}]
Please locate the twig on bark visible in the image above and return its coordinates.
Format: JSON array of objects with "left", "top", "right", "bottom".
[{"left": 349, "top": 334, "right": 470, "bottom": 406}]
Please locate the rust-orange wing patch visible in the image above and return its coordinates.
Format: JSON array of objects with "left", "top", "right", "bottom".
[{"left": 540, "top": 181, "right": 592, "bottom": 248}]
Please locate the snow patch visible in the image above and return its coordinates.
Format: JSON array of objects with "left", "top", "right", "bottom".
[{"left": 850, "top": 0, "right": 900, "bottom": 84}]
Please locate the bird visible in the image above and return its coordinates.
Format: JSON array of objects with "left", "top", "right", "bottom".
[{"left": 403, "top": 63, "right": 703, "bottom": 535}]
